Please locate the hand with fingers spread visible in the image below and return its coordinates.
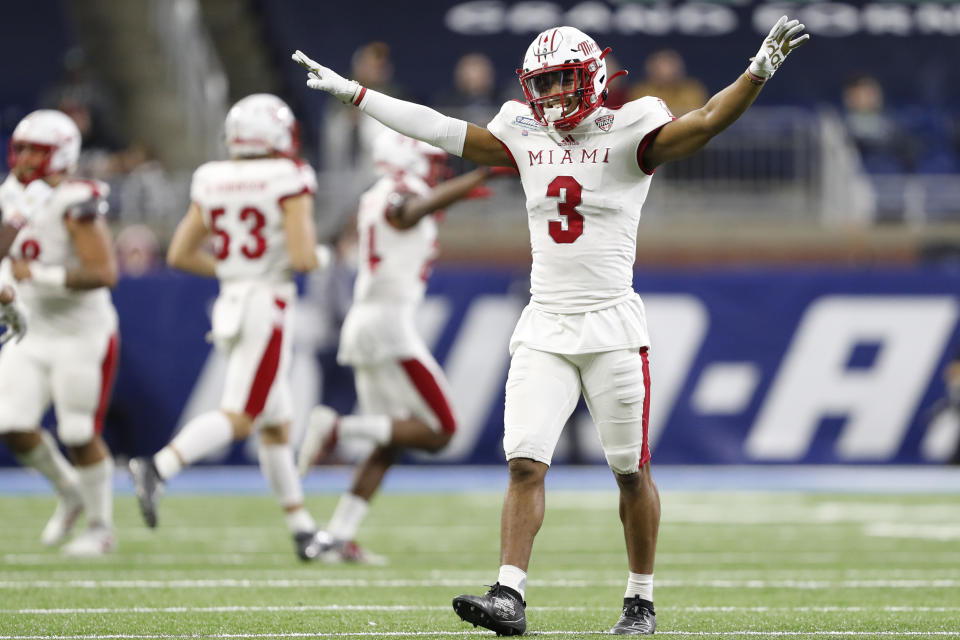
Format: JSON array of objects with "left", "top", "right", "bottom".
[
  {"left": 748, "top": 16, "right": 810, "bottom": 82},
  {"left": 291, "top": 50, "right": 363, "bottom": 104}
]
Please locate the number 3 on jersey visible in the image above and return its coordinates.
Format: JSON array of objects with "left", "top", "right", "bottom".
[
  {"left": 210, "top": 206, "right": 267, "bottom": 260},
  {"left": 547, "top": 176, "right": 584, "bottom": 244}
]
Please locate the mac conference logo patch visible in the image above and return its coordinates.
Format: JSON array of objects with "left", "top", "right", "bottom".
[{"left": 595, "top": 115, "right": 614, "bottom": 131}]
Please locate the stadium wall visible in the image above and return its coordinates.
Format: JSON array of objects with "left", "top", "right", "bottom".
[{"left": 2, "top": 264, "right": 959, "bottom": 467}]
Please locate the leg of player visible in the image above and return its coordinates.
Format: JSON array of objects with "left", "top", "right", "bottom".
[
  {"left": 451, "top": 457, "right": 540, "bottom": 636},
  {"left": 581, "top": 348, "right": 657, "bottom": 635},
  {"left": 610, "top": 464, "right": 659, "bottom": 635},
  {"left": 62, "top": 434, "right": 116, "bottom": 557},
  {"left": 3, "top": 430, "right": 84, "bottom": 547},
  {"left": 320, "top": 445, "right": 404, "bottom": 565},
  {"left": 129, "top": 409, "right": 249, "bottom": 528},
  {"left": 454, "top": 347, "right": 580, "bottom": 636},
  {"left": 258, "top": 422, "right": 330, "bottom": 561}
]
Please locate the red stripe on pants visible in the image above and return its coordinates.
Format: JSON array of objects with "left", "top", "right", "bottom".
[
  {"left": 244, "top": 304, "right": 285, "bottom": 419},
  {"left": 400, "top": 359, "right": 457, "bottom": 434},
  {"left": 94, "top": 333, "right": 119, "bottom": 434},
  {"left": 639, "top": 347, "right": 652, "bottom": 467}
]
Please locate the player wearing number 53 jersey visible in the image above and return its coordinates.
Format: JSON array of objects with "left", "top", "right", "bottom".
[
  {"left": 0, "top": 109, "right": 119, "bottom": 557},
  {"left": 129, "top": 94, "right": 331, "bottom": 561},
  {"left": 295, "top": 15, "right": 809, "bottom": 634}
]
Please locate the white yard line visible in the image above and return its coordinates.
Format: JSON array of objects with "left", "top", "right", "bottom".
[
  {"left": 2, "top": 631, "right": 960, "bottom": 639},
  {"left": 0, "top": 578, "right": 958, "bottom": 589},
  {"left": 6, "top": 550, "right": 960, "bottom": 566},
  {"left": 4, "top": 604, "right": 960, "bottom": 615}
]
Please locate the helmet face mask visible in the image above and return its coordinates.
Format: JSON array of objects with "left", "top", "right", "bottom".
[
  {"left": 518, "top": 26, "right": 610, "bottom": 131},
  {"left": 7, "top": 110, "right": 81, "bottom": 184}
]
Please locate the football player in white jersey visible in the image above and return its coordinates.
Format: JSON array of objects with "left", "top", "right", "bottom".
[
  {"left": 0, "top": 109, "right": 120, "bottom": 557},
  {"left": 293, "top": 15, "right": 809, "bottom": 634},
  {"left": 128, "top": 94, "right": 332, "bottom": 561},
  {"left": 297, "top": 130, "right": 513, "bottom": 563}
]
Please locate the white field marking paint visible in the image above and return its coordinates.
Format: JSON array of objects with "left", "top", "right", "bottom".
[
  {"left": 5, "top": 550, "right": 958, "bottom": 568},
  {"left": 3, "top": 632, "right": 960, "bottom": 639},
  {"left": 865, "top": 523, "right": 960, "bottom": 541},
  {"left": 1, "top": 554, "right": 291, "bottom": 566},
  {"left": 0, "top": 578, "right": 958, "bottom": 589},
  {"left": 6, "top": 604, "right": 960, "bottom": 616}
]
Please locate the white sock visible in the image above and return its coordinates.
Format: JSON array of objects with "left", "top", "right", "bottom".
[
  {"left": 327, "top": 492, "right": 369, "bottom": 541},
  {"left": 339, "top": 415, "right": 391, "bottom": 445},
  {"left": 17, "top": 431, "right": 81, "bottom": 500},
  {"left": 258, "top": 442, "right": 316, "bottom": 533},
  {"left": 155, "top": 411, "right": 233, "bottom": 479},
  {"left": 497, "top": 565, "right": 527, "bottom": 600},
  {"left": 76, "top": 457, "right": 113, "bottom": 529},
  {"left": 625, "top": 572, "right": 654, "bottom": 601},
  {"left": 285, "top": 507, "right": 316, "bottom": 534}
]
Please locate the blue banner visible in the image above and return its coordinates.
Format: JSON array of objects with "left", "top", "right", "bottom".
[{"left": 3, "top": 265, "right": 960, "bottom": 467}]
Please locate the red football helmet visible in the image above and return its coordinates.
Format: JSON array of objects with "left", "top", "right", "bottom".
[
  {"left": 224, "top": 94, "right": 300, "bottom": 158},
  {"left": 517, "top": 26, "right": 625, "bottom": 131},
  {"left": 7, "top": 110, "right": 82, "bottom": 184},
  {"left": 372, "top": 131, "right": 450, "bottom": 187}
]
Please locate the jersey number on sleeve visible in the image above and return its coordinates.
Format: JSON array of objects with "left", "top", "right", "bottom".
[
  {"left": 546, "top": 176, "right": 584, "bottom": 244},
  {"left": 210, "top": 206, "right": 267, "bottom": 260}
]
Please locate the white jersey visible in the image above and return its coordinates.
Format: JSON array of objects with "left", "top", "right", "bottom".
[
  {"left": 487, "top": 97, "right": 674, "bottom": 314},
  {"left": 352, "top": 173, "right": 437, "bottom": 306},
  {"left": 190, "top": 157, "right": 317, "bottom": 285},
  {"left": 338, "top": 173, "right": 437, "bottom": 366},
  {"left": 0, "top": 175, "right": 117, "bottom": 336}
]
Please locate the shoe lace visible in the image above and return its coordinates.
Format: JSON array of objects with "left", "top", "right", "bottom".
[
  {"left": 486, "top": 583, "right": 525, "bottom": 607},
  {"left": 623, "top": 596, "right": 653, "bottom": 618}
]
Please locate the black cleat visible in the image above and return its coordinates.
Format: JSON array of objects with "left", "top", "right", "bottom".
[
  {"left": 129, "top": 457, "right": 163, "bottom": 528},
  {"left": 610, "top": 596, "right": 656, "bottom": 635},
  {"left": 293, "top": 530, "right": 333, "bottom": 561},
  {"left": 452, "top": 583, "right": 526, "bottom": 636}
]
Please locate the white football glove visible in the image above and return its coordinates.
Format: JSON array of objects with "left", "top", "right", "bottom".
[
  {"left": 0, "top": 290, "right": 27, "bottom": 345},
  {"left": 292, "top": 50, "right": 362, "bottom": 104},
  {"left": 749, "top": 16, "right": 810, "bottom": 80}
]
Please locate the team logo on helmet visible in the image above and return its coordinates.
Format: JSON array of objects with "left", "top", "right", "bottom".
[{"left": 595, "top": 115, "right": 614, "bottom": 132}]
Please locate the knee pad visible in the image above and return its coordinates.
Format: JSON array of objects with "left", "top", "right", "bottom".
[
  {"left": 57, "top": 413, "right": 95, "bottom": 447},
  {"left": 604, "top": 444, "right": 641, "bottom": 475}
]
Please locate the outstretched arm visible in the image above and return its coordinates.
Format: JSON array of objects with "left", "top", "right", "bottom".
[
  {"left": 292, "top": 50, "right": 512, "bottom": 167},
  {"left": 388, "top": 166, "right": 516, "bottom": 230},
  {"left": 644, "top": 16, "right": 809, "bottom": 170}
]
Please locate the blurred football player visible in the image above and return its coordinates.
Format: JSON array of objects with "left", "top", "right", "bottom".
[
  {"left": 297, "top": 130, "right": 512, "bottom": 563},
  {"left": 294, "top": 15, "right": 808, "bottom": 635},
  {"left": 0, "top": 109, "right": 119, "bottom": 556},
  {"left": 128, "top": 94, "right": 331, "bottom": 561}
]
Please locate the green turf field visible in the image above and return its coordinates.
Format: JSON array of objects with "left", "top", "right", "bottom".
[{"left": 2, "top": 489, "right": 959, "bottom": 638}]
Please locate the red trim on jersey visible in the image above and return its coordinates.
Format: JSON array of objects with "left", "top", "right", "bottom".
[
  {"left": 497, "top": 140, "right": 519, "bottom": 172},
  {"left": 94, "top": 333, "right": 120, "bottom": 434},
  {"left": 71, "top": 179, "right": 102, "bottom": 198},
  {"left": 400, "top": 358, "right": 456, "bottom": 433},
  {"left": 277, "top": 185, "right": 312, "bottom": 208},
  {"left": 636, "top": 123, "right": 670, "bottom": 176},
  {"left": 353, "top": 87, "right": 368, "bottom": 107},
  {"left": 244, "top": 300, "right": 285, "bottom": 418},
  {"left": 639, "top": 347, "right": 652, "bottom": 467}
]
